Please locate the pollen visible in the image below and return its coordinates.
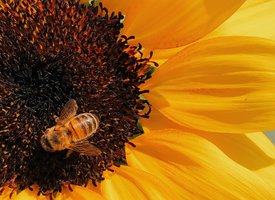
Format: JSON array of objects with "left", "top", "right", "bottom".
[{"left": 0, "top": 0, "right": 156, "bottom": 196}]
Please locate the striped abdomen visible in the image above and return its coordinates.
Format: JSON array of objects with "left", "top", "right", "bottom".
[{"left": 65, "top": 113, "right": 99, "bottom": 141}]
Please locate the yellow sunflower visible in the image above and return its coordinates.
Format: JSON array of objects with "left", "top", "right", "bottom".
[{"left": 1, "top": 0, "right": 275, "bottom": 199}]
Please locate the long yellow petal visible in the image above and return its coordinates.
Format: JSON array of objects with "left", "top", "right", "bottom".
[
  {"left": 256, "top": 164, "right": 275, "bottom": 190},
  {"left": 141, "top": 108, "right": 275, "bottom": 169},
  {"left": 201, "top": 132, "right": 275, "bottom": 169},
  {"left": 101, "top": 166, "right": 182, "bottom": 200},
  {"left": 141, "top": 47, "right": 184, "bottom": 67},
  {"left": 140, "top": 106, "right": 183, "bottom": 131},
  {"left": 126, "top": 129, "right": 275, "bottom": 200},
  {"left": 206, "top": 0, "right": 275, "bottom": 41},
  {"left": 99, "top": 0, "right": 245, "bottom": 49},
  {"left": 144, "top": 36, "right": 275, "bottom": 133}
]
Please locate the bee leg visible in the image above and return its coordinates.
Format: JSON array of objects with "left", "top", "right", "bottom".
[{"left": 65, "top": 150, "right": 73, "bottom": 159}]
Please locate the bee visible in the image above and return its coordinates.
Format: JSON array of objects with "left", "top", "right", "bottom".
[{"left": 40, "top": 99, "right": 101, "bottom": 157}]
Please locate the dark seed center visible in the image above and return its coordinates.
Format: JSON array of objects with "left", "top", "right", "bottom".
[{"left": 0, "top": 0, "right": 156, "bottom": 194}]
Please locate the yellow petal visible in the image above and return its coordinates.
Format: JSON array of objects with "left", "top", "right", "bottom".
[
  {"left": 137, "top": 47, "right": 185, "bottom": 67},
  {"left": 56, "top": 186, "right": 104, "bottom": 200},
  {"left": 100, "top": 169, "right": 147, "bottom": 200},
  {"left": 200, "top": 131, "right": 275, "bottom": 169},
  {"left": 256, "top": 164, "right": 275, "bottom": 190},
  {"left": 99, "top": 0, "right": 131, "bottom": 16},
  {"left": 140, "top": 106, "right": 183, "bottom": 131},
  {"left": 14, "top": 188, "right": 45, "bottom": 200},
  {"left": 101, "top": 166, "right": 182, "bottom": 200},
  {"left": 143, "top": 47, "right": 184, "bottom": 61},
  {"left": 12, "top": 185, "right": 103, "bottom": 200},
  {"left": 0, "top": 187, "right": 17, "bottom": 200},
  {"left": 100, "top": 0, "right": 245, "bottom": 49},
  {"left": 206, "top": 0, "right": 275, "bottom": 41},
  {"left": 144, "top": 36, "right": 275, "bottom": 133},
  {"left": 246, "top": 132, "right": 275, "bottom": 160},
  {"left": 126, "top": 129, "right": 275, "bottom": 199},
  {"left": 142, "top": 107, "right": 275, "bottom": 169}
]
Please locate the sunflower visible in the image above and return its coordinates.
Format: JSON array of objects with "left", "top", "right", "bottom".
[{"left": 1, "top": 0, "right": 275, "bottom": 199}]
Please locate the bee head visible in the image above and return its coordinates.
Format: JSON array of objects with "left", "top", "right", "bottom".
[{"left": 40, "top": 131, "right": 55, "bottom": 152}]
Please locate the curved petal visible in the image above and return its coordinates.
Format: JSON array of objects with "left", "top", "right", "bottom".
[
  {"left": 140, "top": 106, "right": 183, "bottom": 131},
  {"left": 12, "top": 185, "right": 103, "bottom": 200},
  {"left": 144, "top": 36, "right": 275, "bottom": 133},
  {"left": 126, "top": 129, "right": 275, "bottom": 199},
  {"left": 102, "top": 0, "right": 245, "bottom": 49},
  {"left": 141, "top": 107, "right": 275, "bottom": 169},
  {"left": 143, "top": 47, "right": 184, "bottom": 61},
  {"left": 141, "top": 47, "right": 184, "bottom": 67},
  {"left": 206, "top": 0, "right": 275, "bottom": 41},
  {"left": 101, "top": 166, "right": 182, "bottom": 200},
  {"left": 245, "top": 132, "right": 275, "bottom": 160},
  {"left": 256, "top": 164, "right": 275, "bottom": 190},
  {"left": 200, "top": 131, "right": 275, "bottom": 169}
]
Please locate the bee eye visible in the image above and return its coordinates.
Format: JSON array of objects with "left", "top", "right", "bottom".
[{"left": 41, "top": 136, "right": 53, "bottom": 151}]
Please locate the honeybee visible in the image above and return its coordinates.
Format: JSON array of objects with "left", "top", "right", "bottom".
[{"left": 40, "top": 99, "right": 101, "bottom": 157}]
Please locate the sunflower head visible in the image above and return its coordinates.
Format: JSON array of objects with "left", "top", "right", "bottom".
[{"left": 0, "top": 0, "right": 156, "bottom": 195}]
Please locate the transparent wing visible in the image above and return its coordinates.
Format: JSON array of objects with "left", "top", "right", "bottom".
[
  {"left": 68, "top": 139, "right": 101, "bottom": 156},
  {"left": 57, "top": 99, "right": 78, "bottom": 125}
]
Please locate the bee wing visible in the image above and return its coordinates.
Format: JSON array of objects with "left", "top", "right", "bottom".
[
  {"left": 57, "top": 99, "right": 78, "bottom": 125},
  {"left": 68, "top": 139, "right": 101, "bottom": 156}
]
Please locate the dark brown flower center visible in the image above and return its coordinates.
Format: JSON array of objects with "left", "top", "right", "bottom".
[{"left": 0, "top": 0, "right": 156, "bottom": 195}]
